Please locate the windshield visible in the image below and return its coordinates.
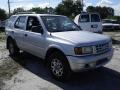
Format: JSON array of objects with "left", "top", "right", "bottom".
[{"left": 41, "top": 16, "right": 80, "bottom": 32}]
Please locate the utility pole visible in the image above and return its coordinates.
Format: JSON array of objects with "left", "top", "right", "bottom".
[
  {"left": 8, "top": 0, "right": 11, "bottom": 17},
  {"left": 81, "top": 0, "right": 84, "bottom": 11}
]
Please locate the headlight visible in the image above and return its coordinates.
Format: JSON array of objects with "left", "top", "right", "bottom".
[{"left": 74, "top": 46, "right": 93, "bottom": 55}]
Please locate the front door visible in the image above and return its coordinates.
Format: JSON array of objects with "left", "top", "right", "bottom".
[
  {"left": 90, "top": 14, "right": 102, "bottom": 33},
  {"left": 23, "top": 16, "right": 45, "bottom": 58}
]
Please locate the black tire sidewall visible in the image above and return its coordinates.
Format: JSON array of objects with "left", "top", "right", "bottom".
[{"left": 8, "top": 40, "right": 19, "bottom": 56}]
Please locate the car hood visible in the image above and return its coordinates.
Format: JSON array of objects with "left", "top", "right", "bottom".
[{"left": 51, "top": 31, "right": 110, "bottom": 45}]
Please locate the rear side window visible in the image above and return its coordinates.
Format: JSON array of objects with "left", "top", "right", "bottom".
[
  {"left": 7, "top": 16, "right": 17, "bottom": 28},
  {"left": 10, "top": 16, "right": 17, "bottom": 22},
  {"left": 91, "top": 14, "right": 100, "bottom": 22},
  {"left": 14, "top": 16, "right": 26, "bottom": 30},
  {"left": 79, "top": 14, "right": 90, "bottom": 22}
]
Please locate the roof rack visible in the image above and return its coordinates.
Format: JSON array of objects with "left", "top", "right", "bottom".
[
  {"left": 16, "top": 12, "right": 36, "bottom": 14},
  {"left": 80, "top": 11, "right": 99, "bottom": 15}
]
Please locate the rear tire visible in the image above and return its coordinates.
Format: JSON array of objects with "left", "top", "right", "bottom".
[
  {"left": 48, "top": 51, "right": 72, "bottom": 82},
  {"left": 8, "top": 39, "right": 20, "bottom": 57}
]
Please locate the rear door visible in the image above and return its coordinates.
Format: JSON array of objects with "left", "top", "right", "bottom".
[
  {"left": 90, "top": 14, "right": 102, "bottom": 32},
  {"left": 14, "top": 16, "right": 27, "bottom": 49},
  {"left": 78, "top": 14, "right": 91, "bottom": 31}
]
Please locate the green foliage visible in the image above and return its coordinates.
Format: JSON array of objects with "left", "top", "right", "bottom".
[
  {"left": 73, "top": 1, "right": 83, "bottom": 16},
  {"left": 29, "top": 7, "right": 54, "bottom": 14},
  {"left": 55, "top": 0, "right": 82, "bottom": 18},
  {"left": 0, "top": 8, "right": 7, "bottom": 20},
  {"left": 107, "top": 16, "right": 120, "bottom": 21},
  {"left": 29, "top": 7, "right": 47, "bottom": 14},
  {"left": 13, "top": 8, "right": 25, "bottom": 14},
  {"left": 12, "top": 7, "right": 54, "bottom": 14},
  {"left": 55, "top": 1, "right": 73, "bottom": 17},
  {"left": 86, "top": 6, "right": 114, "bottom": 19}
]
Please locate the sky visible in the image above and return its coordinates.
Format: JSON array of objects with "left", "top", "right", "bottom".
[{"left": 0, "top": 0, "right": 120, "bottom": 15}]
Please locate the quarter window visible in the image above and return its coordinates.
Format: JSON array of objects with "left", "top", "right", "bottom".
[{"left": 7, "top": 16, "right": 17, "bottom": 28}]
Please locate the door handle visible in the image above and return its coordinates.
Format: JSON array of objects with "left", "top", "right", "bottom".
[{"left": 24, "top": 34, "right": 28, "bottom": 37}]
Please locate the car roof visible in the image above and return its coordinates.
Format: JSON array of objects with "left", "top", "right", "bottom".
[{"left": 80, "top": 12, "right": 100, "bottom": 15}]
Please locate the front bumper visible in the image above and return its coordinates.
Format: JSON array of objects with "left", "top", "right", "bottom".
[{"left": 66, "top": 48, "right": 114, "bottom": 72}]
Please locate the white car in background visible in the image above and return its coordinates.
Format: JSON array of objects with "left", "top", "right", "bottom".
[
  {"left": 74, "top": 12, "right": 103, "bottom": 34},
  {"left": 102, "top": 19, "right": 120, "bottom": 31}
]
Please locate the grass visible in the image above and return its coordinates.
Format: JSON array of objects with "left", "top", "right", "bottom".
[
  {"left": 0, "top": 31, "right": 21, "bottom": 81},
  {"left": 0, "top": 30, "right": 21, "bottom": 89},
  {"left": 0, "top": 57, "right": 21, "bottom": 80},
  {"left": 0, "top": 28, "right": 5, "bottom": 33},
  {"left": 0, "top": 33, "right": 5, "bottom": 42},
  {"left": 0, "top": 29, "right": 5, "bottom": 42}
]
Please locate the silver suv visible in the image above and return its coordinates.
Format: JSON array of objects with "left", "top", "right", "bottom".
[{"left": 5, "top": 14, "right": 113, "bottom": 81}]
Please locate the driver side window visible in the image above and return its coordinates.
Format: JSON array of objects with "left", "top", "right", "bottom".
[{"left": 26, "top": 16, "right": 43, "bottom": 33}]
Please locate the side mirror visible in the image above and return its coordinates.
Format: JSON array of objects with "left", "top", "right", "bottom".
[{"left": 31, "top": 26, "right": 43, "bottom": 34}]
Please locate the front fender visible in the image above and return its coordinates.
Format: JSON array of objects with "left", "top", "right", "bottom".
[{"left": 45, "top": 44, "right": 66, "bottom": 55}]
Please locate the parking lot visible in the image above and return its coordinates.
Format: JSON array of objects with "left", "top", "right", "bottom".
[{"left": 0, "top": 31, "right": 120, "bottom": 90}]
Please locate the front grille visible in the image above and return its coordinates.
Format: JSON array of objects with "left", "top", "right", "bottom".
[{"left": 95, "top": 42, "right": 110, "bottom": 54}]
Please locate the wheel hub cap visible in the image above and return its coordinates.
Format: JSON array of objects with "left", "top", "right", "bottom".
[{"left": 51, "top": 59, "right": 63, "bottom": 77}]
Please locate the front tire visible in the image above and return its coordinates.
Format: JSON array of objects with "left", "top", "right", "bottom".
[
  {"left": 8, "top": 39, "right": 19, "bottom": 56},
  {"left": 48, "top": 51, "right": 71, "bottom": 81}
]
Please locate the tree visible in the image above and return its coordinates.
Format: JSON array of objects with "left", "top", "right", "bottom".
[
  {"left": 86, "top": 6, "right": 114, "bottom": 19},
  {"left": 55, "top": 0, "right": 82, "bottom": 18},
  {"left": 13, "top": 8, "right": 25, "bottom": 14},
  {"left": 86, "top": 6, "right": 95, "bottom": 12},
  {"left": 29, "top": 7, "right": 54, "bottom": 14},
  {"left": 107, "top": 16, "right": 120, "bottom": 21},
  {"left": 73, "top": 0, "right": 83, "bottom": 16},
  {"left": 29, "top": 7, "right": 46, "bottom": 14},
  {"left": 0, "top": 8, "right": 7, "bottom": 20},
  {"left": 55, "top": 1, "right": 73, "bottom": 17}
]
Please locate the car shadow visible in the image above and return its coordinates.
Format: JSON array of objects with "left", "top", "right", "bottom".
[{"left": 11, "top": 52, "right": 120, "bottom": 90}]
